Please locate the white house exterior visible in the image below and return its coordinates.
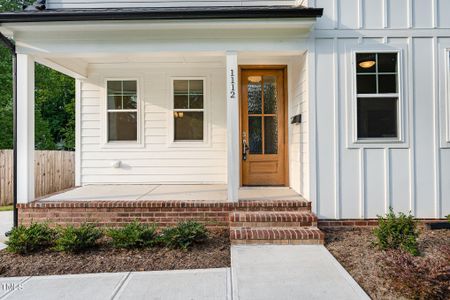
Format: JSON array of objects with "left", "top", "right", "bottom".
[{"left": 1, "top": 0, "right": 449, "bottom": 220}]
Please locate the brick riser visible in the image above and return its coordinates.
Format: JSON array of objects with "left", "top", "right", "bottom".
[
  {"left": 229, "top": 210, "right": 324, "bottom": 245},
  {"left": 17, "top": 200, "right": 311, "bottom": 228}
]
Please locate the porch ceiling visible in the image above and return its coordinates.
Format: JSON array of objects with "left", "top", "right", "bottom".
[{"left": 40, "top": 185, "right": 306, "bottom": 202}]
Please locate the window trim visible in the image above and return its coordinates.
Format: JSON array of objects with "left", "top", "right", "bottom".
[
  {"left": 347, "top": 46, "right": 408, "bottom": 148},
  {"left": 102, "top": 77, "right": 144, "bottom": 148},
  {"left": 168, "top": 76, "right": 210, "bottom": 147}
]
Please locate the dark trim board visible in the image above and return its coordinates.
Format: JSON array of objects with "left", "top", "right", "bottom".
[{"left": 0, "top": 6, "right": 323, "bottom": 23}]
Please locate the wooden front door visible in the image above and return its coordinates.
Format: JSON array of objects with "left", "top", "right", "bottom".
[{"left": 240, "top": 67, "right": 287, "bottom": 186}]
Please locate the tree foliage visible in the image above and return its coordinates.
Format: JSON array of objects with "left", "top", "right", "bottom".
[{"left": 0, "top": 0, "right": 75, "bottom": 150}]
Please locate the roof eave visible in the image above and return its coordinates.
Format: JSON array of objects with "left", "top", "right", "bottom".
[{"left": 0, "top": 7, "right": 323, "bottom": 23}]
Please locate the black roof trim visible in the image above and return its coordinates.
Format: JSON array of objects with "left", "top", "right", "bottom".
[{"left": 0, "top": 6, "right": 323, "bottom": 23}]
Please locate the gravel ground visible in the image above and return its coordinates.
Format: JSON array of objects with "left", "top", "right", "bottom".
[
  {"left": 0, "top": 230, "right": 230, "bottom": 277},
  {"left": 324, "top": 228, "right": 450, "bottom": 300}
]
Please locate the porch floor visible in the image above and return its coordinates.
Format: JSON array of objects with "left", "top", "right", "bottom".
[{"left": 39, "top": 185, "right": 306, "bottom": 202}]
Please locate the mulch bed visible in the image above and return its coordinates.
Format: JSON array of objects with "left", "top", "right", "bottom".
[
  {"left": 324, "top": 227, "right": 450, "bottom": 300},
  {"left": 0, "top": 230, "right": 230, "bottom": 277}
]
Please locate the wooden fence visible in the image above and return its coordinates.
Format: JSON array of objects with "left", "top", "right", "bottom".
[{"left": 0, "top": 150, "right": 75, "bottom": 206}]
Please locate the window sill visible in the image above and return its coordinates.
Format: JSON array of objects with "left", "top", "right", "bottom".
[
  {"left": 168, "top": 140, "right": 211, "bottom": 148},
  {"left": 348, "top": 138, "right": 409, "bottom": 149},
  {"left": 101, "top": 141, "right": 145, "bottom": 149}
]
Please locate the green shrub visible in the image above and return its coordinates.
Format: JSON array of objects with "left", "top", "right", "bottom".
[
  {"left": 54, "top": 224, "right": 103, "bottom": 253},
  {"left": 373, "top": 208, "right": 419, "bottom": 256},
  {"left": 6, "top": 223, "right": 56, "bottom": 254},
  {"left": 159, "top": 221, "right": 208, "bottom": 250},
  {"left": 107, "top": 221, "right": 157, "bottom": 249}
]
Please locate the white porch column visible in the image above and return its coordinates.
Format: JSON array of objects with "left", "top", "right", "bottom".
[
  {"left": 226, "top": 51, "right": 239, "bottom": 202},
  {"left": 17, "top": 54, "right": 35, "bottom": 204}
]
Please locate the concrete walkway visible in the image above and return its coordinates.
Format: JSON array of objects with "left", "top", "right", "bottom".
[
  {"left": 0, "top": 269, "right": 231, "bottom": 300},
  {"left": 231, "top": 245, "right": 369, "bottom": 300},
  {"left": 0, "top": 245, "right": 369, "bottom": 300}
]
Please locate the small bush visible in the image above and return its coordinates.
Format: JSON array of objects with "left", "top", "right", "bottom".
[
  {"left": 373, "top": 208, "right": 419, "bottom": 256},
  {"left": 54, "top": 224, "right": 103, "bottom": 253},
  {"left": 6, "top": 223, "right": 56, "bottom": 254},
  {"left": 381, "top": 248, "right": 450, "bottom": 299},
  {"left": 159, "top": 221, "right": 208, "bottom": 250},
  {"left": 107, "top": 221, "right": 157, "bottom": 249}
]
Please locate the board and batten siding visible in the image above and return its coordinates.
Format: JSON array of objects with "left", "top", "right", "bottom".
[
  {"left": 310, "top": 0, "right": 450, "bottom": 219},
  {"left": 79, "top": 63, "right": 227, "bottom": 184},
  {"left": 47, "top": 0, "right": 300, "bottom": 9}
]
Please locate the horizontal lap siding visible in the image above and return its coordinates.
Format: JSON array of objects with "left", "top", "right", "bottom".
[
  {"left": 47, "top": 0, "right": 297, "bottom": 9},
  {"left": 80, "top": 64, "right": 227, "bottom": 185},
  {"left": 312, "top": 0, "right": 450, "bottom": 219}
]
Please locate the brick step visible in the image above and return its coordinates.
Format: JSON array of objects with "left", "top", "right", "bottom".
[
  {"left": 230, "top": 227, "right": 325, "bottom": 245},
  {"left": 235, "top": 200, "right": 311, "bottom": 212},
  {"left": 230, "top": 211, "right": 317, "bottom": 227}
]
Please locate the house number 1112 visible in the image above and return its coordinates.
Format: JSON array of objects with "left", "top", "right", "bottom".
[{"left": 230, "top": 69, "right": 236, "bottom": 99}]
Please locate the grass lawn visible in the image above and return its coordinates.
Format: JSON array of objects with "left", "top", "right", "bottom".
[{"left": 0, "top": 205, "right": 13, "bottom": 212}]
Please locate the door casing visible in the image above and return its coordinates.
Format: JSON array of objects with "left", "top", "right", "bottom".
[{"left": 239, "top": 65, "right": 289, "bottom": 187}]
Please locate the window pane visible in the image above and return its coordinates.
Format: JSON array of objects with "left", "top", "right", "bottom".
[
  {"left": 378, "top": 74, "right": 397, "bottom": 93},
  {"left": 356, "top": 53, "right": 376, "bottom": 73},
  {"left": 357, "top": 98, "right": 398, "bottom": 138},
  {"left": 248, "top": 116, "right": 262, "bottom": 154},
  {"left": 248, "top": 76, "right": 262, "bottom": 114},
  {"left": 174, "top": 80, "right": 188, "bottom": 94},
  {"left": 189, "top": 80, "right": 203, "bottom": 94},
  {"left": 378, "top": 53, "right": 397, "bottom": 73},
  {"left": 107, "top": 81, "right": 122, "bottom": 95},
  {"left": 123, "top": 95, "right": 137, "bottom": 109},
  {"left": 264, "top": 116, "right": 278, "bottom": 154},
  {"left": 189, "top": 95, "right": 203, "bottom": 109},
  {"left": 108, "top": 112, "right": 137, "bottom": 141},
  {"left": 357, "top": 75, "right": 377, "bottom": 94},
  {"left": 174, "top": 111, "right": 203, "bottom": 141},
  {"left": 123, "top": 81, "right": 137, "bottom": 94},
  {"left": 174, "top": 95, "right": 189, "bottom": 109},
  {"left": 263, "top": 76, "right": 277, "bottom": 114},
  {"left": 108, "top": 95, "right": 122, "bottom": 109}
]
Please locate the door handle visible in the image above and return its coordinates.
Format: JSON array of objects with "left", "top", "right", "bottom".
[{"left": 242, "top": 139, "right": 249, "bottom": 161}]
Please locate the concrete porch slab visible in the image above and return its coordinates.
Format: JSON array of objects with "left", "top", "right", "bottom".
[
  {"left": 231, "top": 245, "right": 369, "bottom": 300},
  {"left": 39, "top": 184, "right": 306, "bottom": 202}
]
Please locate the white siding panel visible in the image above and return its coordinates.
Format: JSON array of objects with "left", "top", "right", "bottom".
[
  {"left": 340, "top": 150, "right": 360, "bottom": 218},
  {"left": 364, "top": 149, "right": 386, "bottom": 218},
  {"left": 338, "top": 0, "right": 359, "bottom": 29},
  {"left": 412, "top": 38, "right": 436, "bottom": 218},
  {"left": 412, "top": 0, "right": 433, "bottom": 28},
  {"left": 389, "top": 149, "right": 411, "bottom": 214},
  {"left": 387, "top": 0, "right": 409, "bottom": 29},
  {"left": 315, "top": 0, "right": 336, "bottom": 29},
  {"left": 363, "top": 0, "right": 384, "bottom": 29},
  {"left": 440, "top": 150, "right": 450, "bottom": 218},
  {"left": 316, "top": 38, "right": 336, "bottom": 218},
  {"left": 338, "top": 38, "right": 360, "bottom": 219},
  {"left": 80, "top": 63, "right": 227, "bottom": 185},
  {"left": 437, "top": 0, "right": 450, "bottom": 28}
]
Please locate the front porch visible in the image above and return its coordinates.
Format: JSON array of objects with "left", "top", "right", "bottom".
[
  {"left": 39, "top": 185, "right": 306, "bottom": 202},
  {"left": 18, "top": 184, "right": 323, "bottom": 245}
]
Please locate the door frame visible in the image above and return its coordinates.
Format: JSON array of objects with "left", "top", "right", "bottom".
[{"left": 238, "top": 65, "right": 289, "bottom": 187}]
